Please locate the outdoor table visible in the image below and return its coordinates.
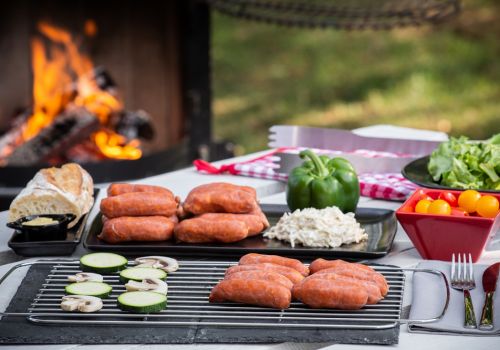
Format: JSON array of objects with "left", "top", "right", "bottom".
[{"left": 1, "top": 150, "right": 499, "bottom": 350}]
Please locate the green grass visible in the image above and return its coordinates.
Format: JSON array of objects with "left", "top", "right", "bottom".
[{"left": 212, "top": 1, "right": 500, "bottom": 154}]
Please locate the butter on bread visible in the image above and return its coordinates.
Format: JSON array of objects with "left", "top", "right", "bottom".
[{"left": 9, "top": 163, "right": 94, "bottom": 227}]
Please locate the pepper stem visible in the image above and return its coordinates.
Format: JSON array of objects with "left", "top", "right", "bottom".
[{"left": 299, "top": 149, "right": 329, "bottom": 178}]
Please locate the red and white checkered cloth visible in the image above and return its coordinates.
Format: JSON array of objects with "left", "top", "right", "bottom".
[{"left": 194, "top": 147, "right": 418, "bottom": 201}]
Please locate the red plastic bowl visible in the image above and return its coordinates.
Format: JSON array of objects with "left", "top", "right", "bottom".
[{"left": 396, "top": 188, "right": 500, "bottom": 262}]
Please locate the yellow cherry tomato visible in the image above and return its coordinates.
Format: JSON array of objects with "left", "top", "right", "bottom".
[
  {"left": 427, "top": 199, "right": 451, "bottom": 215},
  {"left": 476, "top": 195, "right": 499, "bottom": 218},
  {"left": 415, "top": 199, "right": 432, "bottom": 214},
  {"left": 458, "top": 190, "right": 481, "bottom": 213}
]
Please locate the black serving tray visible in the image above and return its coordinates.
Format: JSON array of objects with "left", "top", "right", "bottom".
[
  {"left": 8, "top": 189, "right": 99, "bottom": 256},
  {"left": 403, "top": 156, "right": 500, "bottom": 193},
  {"left": 84, "top": 203, "right": 397, "bottom": 259}
]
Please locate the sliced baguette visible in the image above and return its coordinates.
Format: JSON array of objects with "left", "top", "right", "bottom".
[{"left": 8, "top": 163, "right": 94, "bottom": 227}]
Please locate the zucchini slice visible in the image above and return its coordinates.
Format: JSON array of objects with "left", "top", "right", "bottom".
[
  {"left": 117, "top": 291, "right": 167, "bottom": 313},
  {"left": 80, "top": 253, "right": 128, "bottom": 273},
  {"left": 65, "top": 281, "right": 112, "bottom": 298},
  {"left": 119, "top": 267, "right": 167, "bottom": 283}
]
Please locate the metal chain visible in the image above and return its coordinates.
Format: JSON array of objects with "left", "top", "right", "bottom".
[{"left": 206, "top": 0, "right": 461, "bottom": 30}]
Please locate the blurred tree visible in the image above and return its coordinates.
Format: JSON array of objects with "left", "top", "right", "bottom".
[{"left": 212, "top": 0, "right": 500, "bottom": 154}]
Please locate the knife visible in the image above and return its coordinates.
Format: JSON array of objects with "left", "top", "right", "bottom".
[{"left": 479, "top": 262, "right": 500, "bottom": 330}]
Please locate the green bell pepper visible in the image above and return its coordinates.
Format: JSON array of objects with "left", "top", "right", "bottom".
[{"left": 286, "top": 149, "right": 360, "bottom": 213}]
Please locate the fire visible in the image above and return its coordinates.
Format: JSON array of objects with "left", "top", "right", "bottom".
[{"left": 20, "top": 21, "right": 142, "bottom": 160}]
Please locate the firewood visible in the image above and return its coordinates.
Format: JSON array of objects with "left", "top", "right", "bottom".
[{"left": 5, "top": 107, "right": 99, "bottom": 166}]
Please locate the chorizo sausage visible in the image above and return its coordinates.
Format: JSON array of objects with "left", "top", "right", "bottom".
[
  {"left": 225, "top": 263, "right": 304, "bottom": 285},
  {"left": 183, "top": 183, "right": 257, "bottom": 215},
  {"left": 107, "top": 183, "right": 174, "bottom": 199},
  {"left": 100, "top": 192, "right": 177, "bottom": 218},
  {"left": 224, "top": 270, "right": 294, "bottom": 290},
  {"left": 227, "top": 214, "right": 265, "bottom": 235},
  {"left": 239, "top": 253, "right": 309, "bottom": 276},
  {"left": 309, "top": 258, "right": 375, "bottom": 274},
  {"left": 249, "top": 203, "right": 270, "bottom": 230},
  {"left": 98, "top": 216, "right": 174, "bottom": 243},
  {"left": 297, "top": 272, "right": 382, "bottom": 304},
  {"left": 168, "top": 215, "right": 179, "bottom": 225},
  {"left": 106, "top": 213, "right": 176, "bottom": 224},
  {"left": 315, "top": 267, "right": 388, "bottom": 296},
  {"left": 209, "top": 278, "right": 291, "bottom": 309},
  {"left": 174, "top": 213, "right": 264, "bottom": 243},
  {"left": 292, "top": 277, "right": 368, "bottom": 310}
]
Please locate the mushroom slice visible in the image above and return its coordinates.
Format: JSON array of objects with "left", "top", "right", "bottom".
[
  {"left": 135, "top": 256, "right": 179, "bottom": 273},
  {"left": 61, "top": 295, "right": 103, "bottom": 312},
  {"left": 125, "top": 278, "right": 168, "bottom": 295},
  {"left": 68, "top": 272, "right": 103, "bottom": 283}
]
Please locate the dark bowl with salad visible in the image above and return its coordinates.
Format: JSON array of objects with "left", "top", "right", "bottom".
[{"left": 403, "top": 133, "right": 500, "bottom": 192}]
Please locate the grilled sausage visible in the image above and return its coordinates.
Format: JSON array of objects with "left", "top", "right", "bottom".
[
  {"left": 292, "top": 277, "right": 368, "bottom": 309},
  {"left": 183, "top": 182, "right": 257, "bottom": 215},
  {"left": 224, "top": 270, "right": 294, "bottom": 290},
  {"left": 309, "top": 258, "right": 376, "bottom": 274},
  {"left": 107, "top": 183, "right": 174, "bottom": 199},
  {"left": 297, "top": 272, "right": 382, "bottom": 304},
  {"left": 239, "top": 253, "right": 309, "bottom": 276},
  {"left": 225, "top": 263, "right": 305, "bottom": 285},
  {"left": 100, "top": 192, "right": 177, "bottom": 218},
  {"left": 98, "top": 216, "right": 174, "bottom": 243},
  {"left": 315, "top": 267, "right": 388, "bottom": 296},
  {"left": 209, "top": 278, "right": 291, "bottom": 309}
]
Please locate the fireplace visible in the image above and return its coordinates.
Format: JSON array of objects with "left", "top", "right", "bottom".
[
  {"left": 0, "top": 0, "right": 216, "bottom": 207},
  {"left": 0, "top": 0, "right": 461, "bottom": 210}
]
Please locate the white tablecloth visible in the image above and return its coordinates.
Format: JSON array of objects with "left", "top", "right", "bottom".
[{"left": 1, "top": 126, "right": 499, "bottom": 350}]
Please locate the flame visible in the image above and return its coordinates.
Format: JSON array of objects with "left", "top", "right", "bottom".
[
  {"left": 94, "top": 131, "right": 142, "bottom": 159},
  {"left": 19, "top": 21, "right": 141, "bottom": 160}
]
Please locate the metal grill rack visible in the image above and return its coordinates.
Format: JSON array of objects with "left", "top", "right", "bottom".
[
  {"left": 207, "top": 0, "right": 461, "bottom": 30},
  {"left": 0, "top": 259, "right": 449, "bottom": 329}
]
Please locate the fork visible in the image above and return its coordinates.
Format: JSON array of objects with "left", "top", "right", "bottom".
[{"left": 451, "top": 253, "right": 477, "bottom": 328}]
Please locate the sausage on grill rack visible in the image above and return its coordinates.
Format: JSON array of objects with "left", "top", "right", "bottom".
[
  {"left": 292, "top": 277, "right": 368, "bottom": 309},
  {"left": 224, "top": 270, "right": 294, "bottom": 290},
  {"left": 225, "top": 263, "right": 305, "bottom": 285},
  {"left": 309, "top": 258, "right": 376, "bottom": 274},
  {"left": 239, "top": 253, "right": 309, "bottom": 276},
  {"left": 295, "top": 272, "right": 382, "bottom": 304},
  {"left": 315, "top": 267, "right": 388, "bottom": 296},
  {"left": 209, "top": 278, "right": 292, "bottom": 309}
]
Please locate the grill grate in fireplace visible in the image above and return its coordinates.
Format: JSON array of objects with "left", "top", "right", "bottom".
[{"left": 208, "top": 0, "right": 461, "bottom": 29}]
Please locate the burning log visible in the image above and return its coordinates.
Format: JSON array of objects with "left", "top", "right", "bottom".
[
  {"left": 5, "top": 107, "right": 99, "bottom": 166},
  {"left": 0, "top": 109, "right": 32, "bottom": 161},
  {"left": 65, "top": 141, "right": 107, "bottom": 163},
  {"left": 93, "top": 66, "right": 117, "bottom": 92},
  {"left": 113, "top": 110, "right": 155, "bottom": 141},
  {"left": 0, "top": 23, "right": 148, "bottom": 165}
]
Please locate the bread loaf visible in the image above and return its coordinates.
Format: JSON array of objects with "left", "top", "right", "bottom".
[{"left": 9, "top": 163, "right": 94, "bottom": 227}]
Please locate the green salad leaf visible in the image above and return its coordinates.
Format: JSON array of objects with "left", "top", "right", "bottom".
[{"left": 428, "top": 134, "right": 500, "bottom": 190}]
